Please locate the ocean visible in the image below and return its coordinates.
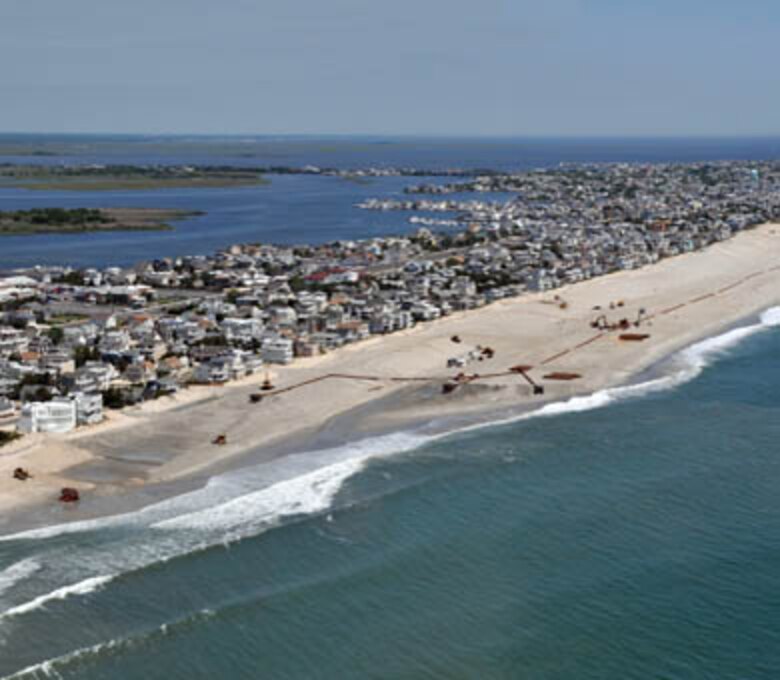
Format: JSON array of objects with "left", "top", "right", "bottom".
[
  {"left": 1, "top": 137, "right": 780, "bottom": 678},
  {"left": 1, "top": 307, "right": 779, "bottom": 679}
]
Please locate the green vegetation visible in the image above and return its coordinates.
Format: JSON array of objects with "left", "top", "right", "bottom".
[
  {"left": 102, "top": 387, "right": 128, "bottom": 410},
  {"left": 7, "top": 207, "right": 108, "bottom": 226},
  {"left": 48, "top": 313, "right": 90, "bottom": 325},
  {"left": 74, "top": 346, "right": 100, "bottom": 367},
  {"left": 47, "top": 327, "right": 64, "bottom": 345},
  {"left": 0, "top": 207, "right": 198, "bottom": 236},
  {"left": 54, "top": 271, "right": 86, "bottom": 286},
  {"left": 0, "top": 431, "right": 21, "bottom": 448},
  {"left": 0, "top": 164, "right": 268, "bottom": 191}
]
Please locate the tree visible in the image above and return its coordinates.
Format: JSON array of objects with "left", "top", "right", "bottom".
[
  {"left": 288, "top": 276, "right": 307, "bottom": 292},
  {"left": 47, "top": 327, "right": 64, "bottom": 345},
  {"left": 74, "top": 345, "right": 100, "bottom": 368},
  {"left": 102, "top": 387, "right": 127, "bottom": 409},
  {"left": 55, "top": 271, "right": 86, "bottom": 286},
  {"left": 31, "top": 387, "right": 53, "bottom": 402}
]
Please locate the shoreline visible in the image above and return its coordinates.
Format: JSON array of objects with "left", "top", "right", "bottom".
[
  {"left": 1, "top": 304, "right": 775, "bottom": 541},
  {"left": 2, "top": 222, "right": 780, "bottom": 534}
]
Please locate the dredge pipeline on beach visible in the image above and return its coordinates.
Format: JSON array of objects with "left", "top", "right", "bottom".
[
  {"left": 250, "top": 260, "right": 780, "bottom": 405},
  {"left": 4, "top": 223, "right": 780, "bottom": 533}
]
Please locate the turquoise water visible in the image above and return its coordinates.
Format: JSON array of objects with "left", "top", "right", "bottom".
[{"left": 1, "top": 309, "right": 779, "bottom": 678}]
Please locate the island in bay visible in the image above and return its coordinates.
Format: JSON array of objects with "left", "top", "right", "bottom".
[
  {"left": 0, "top": 207, "right": 200, "bottom": 236},
  {"left": 0, "top": 164, "right": 268, "bottom": 191}
]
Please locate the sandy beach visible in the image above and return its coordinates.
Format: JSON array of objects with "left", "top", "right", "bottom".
[{"left": 3, "top": 222, "right": 780, "bottom": 526}]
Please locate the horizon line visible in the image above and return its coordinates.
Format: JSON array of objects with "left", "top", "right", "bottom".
[{"left": 3, "top": 131, "right": 780, "bottom": 142}]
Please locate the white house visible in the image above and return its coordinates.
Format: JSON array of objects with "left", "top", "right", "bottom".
[
  {"left": 0, "top": 397, "right": 15, "bottom": 419},
  {"left": 193, "top": 360, "right": 230, "bottom": 384},
  {"left": 221, "top": 318, "right": 264, "bottom": 343},
  {"left": 70, "top": 392, "right": 104, "bottom": 426},
  {"left": 262, "top": 338, "right": 294, "bottom": 365},
  {"left": 17, "top": 399, "right": 77, "bottom": 434}
]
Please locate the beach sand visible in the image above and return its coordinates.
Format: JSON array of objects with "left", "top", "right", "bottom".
[{"left": 3, "top": 222, "right": 780, "bottom": 526}]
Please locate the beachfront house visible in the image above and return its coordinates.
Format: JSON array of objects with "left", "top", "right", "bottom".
[
  {"left": 528, "top": 270, "right": 557, "bottom": 292},
  {"left": 0, "top": 397, "right": 15, "bottom": 419},
  {"left": 262, "top": 338, "right": 294, "bottom": 364},
  {"left": 193, "top": 359, "right": 230, "bottom": 384},
  {"left": 17, "top": 398, "right": 78, "bottom": 434},
  {"left": 70, "top": 392, "right": 104, "bottom": 426}
]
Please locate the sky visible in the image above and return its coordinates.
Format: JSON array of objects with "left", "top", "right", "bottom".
[{"left": 1, "top": 0, "right": 778, "bottom": 136}]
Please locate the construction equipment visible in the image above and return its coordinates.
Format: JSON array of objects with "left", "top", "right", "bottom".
[
  {"left": 509, "top": 365, "right": 545, "bottom": 395},
  {"left": 59, "top": 487, "right": 80, "bottom": 503},
  {"left": 12, "top": 467, "right": 31, "bottom": 481},
  {"left": 543, "top": 372, "right": 582, "bottom": 381},
  {"left": 261, "top": 373, "right": 275, "bottom": 391},
  {"left": 591, "top": 315, "right": 632, "bottom": 332},
  {"left": 249, "top": 394, "right": 263, "bottom": 403},
  {"left": 619, "top": 333, "right": 650, "bottom": 342},
  {"left": 212, "top": 434, "right": 227, "bottom": 446}
]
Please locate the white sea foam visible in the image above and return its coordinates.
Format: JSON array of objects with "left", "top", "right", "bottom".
[
  {"left": 450, "top": 305, "right": 780, "bottom": 432},
  {"left": 3, "top": 637, "right": 124, "bottom": 679},
  {"left": 0, "top": 560, "right": 41, "bottom": 599},
  {"left": 0, "top": 480, "right": 220, "bottom": 544},
  {"left": 760, "top": 306, "right": 780, "bottom": 326},
  {"left": 0, "top": 575, "right": 113, "bottom": 621},
  {"left": 2, "top": 606, "right": 221, "bottom": 678},
  {"left": 153, "top": 431, "right": 428, "bottom": 535},
  {"left": 1, "top": 305, "right": 779, "bottom": 610}
]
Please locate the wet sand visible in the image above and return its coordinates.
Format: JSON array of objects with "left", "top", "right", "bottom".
[{"left": 3, "top": 222, "right": 780, "bottom": 531}]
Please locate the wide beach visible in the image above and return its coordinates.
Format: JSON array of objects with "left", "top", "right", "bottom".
[{"left": 3, "top": 222, "right": 780, "bottom": 531}]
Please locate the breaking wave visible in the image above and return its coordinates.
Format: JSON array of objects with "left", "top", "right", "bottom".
[
  {"left": 490, "top": 304, "right": 780, "bottom": 424},
  {"left": 2, "top": 608, "right": 216, "bottom": 679},
  {"left": 0, "top": 560, "right": 40, "bottom": 599},
  {"left": 0, "top": 575, "right": 114, "bottom": 621},
  {"left": 152, "top": 431, "right": 428, "bottom": 537},
  {"left": 0, "top": 305, "right": 778, "bottom": 633},
  {"left": 3, "top": 638, "right": 124, "bottom": 680}
]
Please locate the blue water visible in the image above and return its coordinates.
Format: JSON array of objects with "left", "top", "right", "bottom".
[
  {"left": 1, "top": 309, "right": 779, "bottom": 679},
  {"left": 4, "top": 133, "right": 780, "bottom": 169},
  {"left": 2, "top": 137, "right": 780, "bottom": 678},
  {"left": 3, "top": 135, "right": 780, "bottom": 270}
]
